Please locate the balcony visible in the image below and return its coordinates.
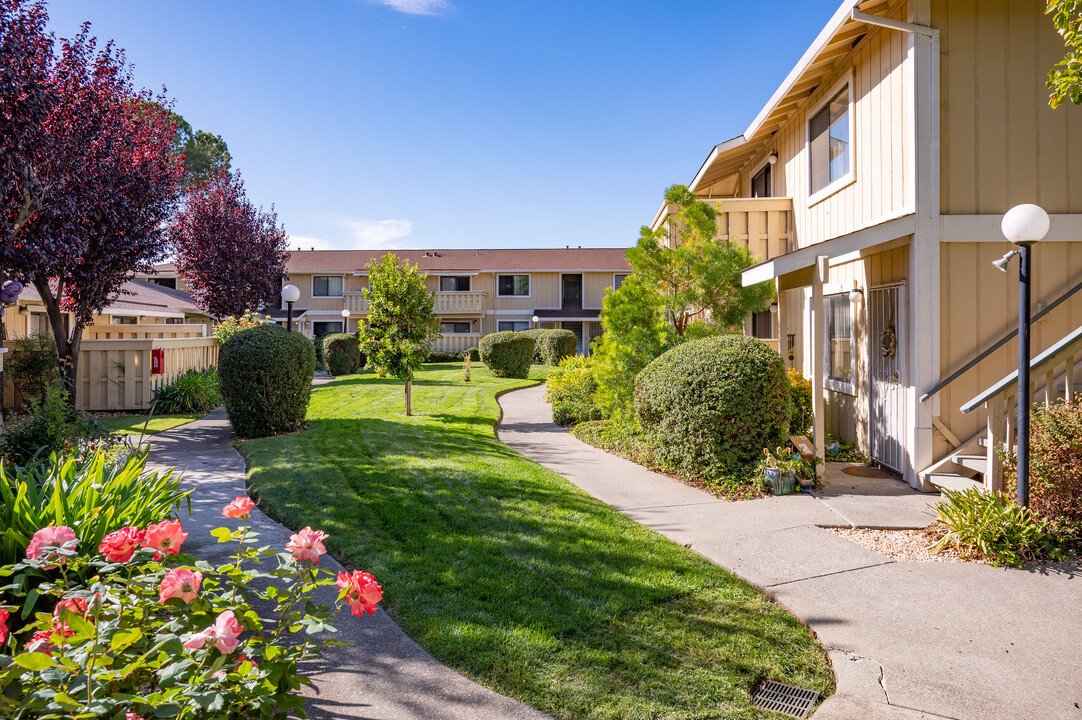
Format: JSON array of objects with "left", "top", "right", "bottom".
[
  {"left": 432, "top": 333, "right": 481, "bottom": 353},
  {"left": 343, "top": 290, "right": 486, "bottom": 315},
  {"left": 659, "top": 197, "right": 792, "bottom": 261}
]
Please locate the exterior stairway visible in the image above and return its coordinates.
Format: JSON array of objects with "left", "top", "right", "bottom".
[{"left": 923, "top": 433, "right": 986, "bottom": 493}]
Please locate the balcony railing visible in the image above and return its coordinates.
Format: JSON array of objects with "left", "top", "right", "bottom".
[
  {"left": 344, "top": 290, "right": 486, "bottom": 315},
  {"left": 660, "top": 197, "right": 793, "bottom": 262},
  {"left": 432, "top": 333, "right": 481, "bottom": 353}
]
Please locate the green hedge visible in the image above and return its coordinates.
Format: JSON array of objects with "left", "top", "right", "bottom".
[
  {"left": 634, "top": 335, "right": 790, "bottom": 477},
  {"left": 478, "top": 331, "right": 534, "bottom": 379},
  {"left": 546, "top": 355, "right": 603, "bottom": 425},
  {"left": 519, "top": 328, "right": 546, "bottom": 364},
  {"left": 463, "top": 347, "right": 480, "bottom": 362},
  {"left": 219, "top": 324, "right": 316, "bottom": 438},
  {"left": 520, "top": 328, "right": 578, "bottom": 365},
  {"left": 425, "top": 350, "right": 470, "bottom": 363},
  {"left": 322, "top": 333, "right": 363, "bottom": 377}
]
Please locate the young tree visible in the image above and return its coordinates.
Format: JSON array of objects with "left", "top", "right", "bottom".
[
  {"left": 0, "top": 4, "right": 183, "bottom": 398},
  {"left": 627, "top": 184, "right": 773, "bottom": 337},
  {"left": 1047, "top": 0, "right": 1082, "bottom": 107},
  {"left": 358, "top": 254, "right": 440, "bottom": 416},
  {"left": 170, "top": 171, "right": 288, "bottom": 319}
]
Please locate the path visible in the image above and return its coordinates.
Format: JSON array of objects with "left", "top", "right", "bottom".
[
  {"left": 498, "top": 384, "right": 1082, "bottom": 720},
  {"left": 148, "top": 406, "right": 550, "bottom": 720}
]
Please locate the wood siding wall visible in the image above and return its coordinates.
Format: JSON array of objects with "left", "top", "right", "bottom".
[{"left": 936, "top": 0, "right": 1082, "bottom": 215}]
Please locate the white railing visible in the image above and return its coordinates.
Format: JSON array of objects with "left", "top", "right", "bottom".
[
  {"left": 343, "top": 292, "right": 369, "bottom": 314},
  {"left": 659, "top": 197, "right": 793, "bottom": 261},
  {"left": 83, "top": 324, "right": 206, "bottom": 340},
  {"left": 344, "top": 291, "right": 486, "bottom": 315},
  {"left": 432, "top": 333, "right": 481, "bottom": 354}
]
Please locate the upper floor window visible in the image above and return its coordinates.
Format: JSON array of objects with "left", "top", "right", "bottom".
[
  {"left": 150, "top": 277, "right": 177, "bottom": 290},
  {"left": 439, "top": 276, "right": 471, "bottom": 292},
  {"left": 312, "top": 276, "right": 343, "bottom": 297},
  {"left": 112, "top": 316, "right": 137, "bottom": 325},
  {"left": 497, "top": 274, "right": 530, "bottom": 297},
  {"left": 613, "top": 273, "right": 629, "bottom": 291},
  {"left": 809, "top": 84, "right": 851, "bottom": 197}
]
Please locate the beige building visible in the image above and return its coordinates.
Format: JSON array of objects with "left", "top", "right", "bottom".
[
  {"left": 147, "top": 248, "right": 632, "bottom": 356},
  {"left": 658, "top": 0, "right": 1082, "bottom": 492}
]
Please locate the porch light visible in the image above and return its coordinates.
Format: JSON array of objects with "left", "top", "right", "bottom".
[
  {"left": 341, "top": 307, "right": 350, "bottom": 330},
  {"left": 767, "top": 151, "right": 779, "bottom": 165},
  {"left": 532, "top": 315, "right": 539, "bottom": 328},
  {"left": 1000, "top": 203, "right": 1049, "bottom": 507},
  {"left": 769, "top": 302, "right": 779, "bottom": 315},
  {"left": 282, "top": 284, "right": 300, "bottom": 333},
  {"left": 848, "top": 288, "right": 863, "bottom": 304}
]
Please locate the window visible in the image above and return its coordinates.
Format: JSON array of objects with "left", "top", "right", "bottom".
[
  {"left": 112, "top": 316, "right": 137, "bottom": 325},
  {"left": 150, "top": 277, "right": 177, "bottom": 290},
  {"left": 439, "top": 276, "right": 471, "bottom": 292},
  {"left": 441, "top": 322, "right": 472, "bottom": 334},
  {"left": 825, "top": 294, "right": 854, "bottom": 393},
  {"left": 809, "top": 84, "right": 851, "bottom": 196},
  {"left": 313, "top": 321, "right": 344, "bottom": 337},
  {"left": 497, "top": 321, "right": 530, "bottom": 332},
  {"left": 751, "top": 310, "right": 774, "bottom": 339},
  {"left": 613, "top": 273, "right": 629, "bottom": 291},
  {"left": 312, "top": 276, "right": 344, "bottom": 297},
  {"left": 497, "top": 275, "right": 530, "bottom": 297},
  {"left": 751, "top": 164, "right": 772, "bottom": 198},
  {"left": 165, "top": 317, "right": 184, "bottom": 325}
]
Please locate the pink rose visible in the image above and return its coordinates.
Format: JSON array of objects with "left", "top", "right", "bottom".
[
  {"left": 143, "top": 520, "right": 187, "bottom": 559},
  {"left": 159, "top": 568, "right": 203, "bottom": 604},
  {"left": 183, "top": 610, "right": 243, "bottom": 654},
  {"left": 285, "top": 526, "right": 328, "bottom": 565},
  {"left": 0, "top": 608, "right": 8, "bottom": 646},
  {"left": 53, "top": 597, "right": 88, "bottom": 619},
  {"left": 126, "top": 714, "right": 145, "bottom": 720},
  {"left": 335, "top": 570, "right": 383, "bottom": 617},
  {"left": 28, "top": 622, "right": 74, "bottom": 655},
  {"left": 222, "top": 496, "right": 255, "bottom": 519},
  {"left": 26, "top": 526, "right": 77, "bottom": 568},
  {"left": 98, "top": 526, "right": 145, "bottom": 563}
]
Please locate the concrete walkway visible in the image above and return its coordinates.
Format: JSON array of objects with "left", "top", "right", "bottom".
[
  {"left": 498, "top": 384, "right": 1082, "bottom": 720},
  {"left": 148, "top": 406, "right": 550, "bottom": 720}
]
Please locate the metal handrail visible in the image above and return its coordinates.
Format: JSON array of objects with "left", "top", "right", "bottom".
[
  {"left": 919, "top": 276, "right": 1082, "bottom": 403},
  {"left": 960, "top": 323, "right": 1082, "bottom": 414}
]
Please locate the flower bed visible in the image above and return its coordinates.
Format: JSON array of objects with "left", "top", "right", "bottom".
[{"left": 0, "top": 495, "right": 381, "bottom": 718}]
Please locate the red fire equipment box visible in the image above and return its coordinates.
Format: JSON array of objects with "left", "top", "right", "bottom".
[{"left": 151, "top": 348, "right": 165, "bottom": 375}]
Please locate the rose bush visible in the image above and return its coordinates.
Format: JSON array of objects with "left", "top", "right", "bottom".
[{"left": 0, "top": 497, "right": 381, "bottom": 719}]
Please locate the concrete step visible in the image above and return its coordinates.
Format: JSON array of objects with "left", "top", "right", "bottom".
[
  {"left": 950, "top": 454, "right": 987, "bottom": 474},
  {"left": 928, "top": 473, "right": 984, "bottom": 493}
]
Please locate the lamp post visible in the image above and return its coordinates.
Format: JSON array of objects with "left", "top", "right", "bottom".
[
  {"left": 282, "top": 284, "right": 300, "bottom": 334},
  {"left": 341, "top": 307, "right": 351, "bottom": 333},
  {"left": 998, "top": 203, "right": 1050, "bottom": 507},
  {"left": 532, "top": 315, "right": 540, "bottom": 329}
]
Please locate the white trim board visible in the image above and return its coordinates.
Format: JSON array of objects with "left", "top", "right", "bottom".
[{"left": 941, "top": 215, "right": 1082, "bottom": 243}]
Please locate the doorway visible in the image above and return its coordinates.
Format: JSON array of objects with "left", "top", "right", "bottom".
[
  {"left": 562, "top": 275, "right": 582, "bottom": 310},
  {"left": 868, "top": 283, "right": 906, "bottom": 474}
]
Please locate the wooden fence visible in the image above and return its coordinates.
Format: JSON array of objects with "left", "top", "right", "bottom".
[{"left": 83, "top": 324, "right": 207, "bottom": 340}]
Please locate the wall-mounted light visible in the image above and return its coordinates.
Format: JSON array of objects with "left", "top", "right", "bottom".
[
  {"left": 767, "top": 151, "right": 779, "bottom": 165},
  {"left": 992, "top": 249, "right": 1020, "bottom": 272},
  {"left": 769, "top": 302, "right": 779, "bottom": 315},
  {"left": 848, "top": 288, "right": 864, "bottom": 304}
]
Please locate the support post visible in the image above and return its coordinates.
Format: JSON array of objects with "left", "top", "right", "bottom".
[
  {"left": 287, "top": 301, "right": 294, "bottom": 334},
  {"left": 812, "top": 256, "right": 828, "bottom": 470},
  {"left": 1017, "top": 242, "right": 1033, "bottom": 506}
]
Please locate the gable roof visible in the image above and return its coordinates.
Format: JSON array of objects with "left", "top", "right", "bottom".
[{"left": 18, "top": 279, "right": 206, "bottom": 318}]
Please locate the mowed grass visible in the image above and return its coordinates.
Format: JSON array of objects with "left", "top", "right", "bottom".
[
  {"left": 241, "top": 364, "right": 834, "bottom": 720},
  {"left": 95, "top": 413, "right": 205, "bottom": 435}
]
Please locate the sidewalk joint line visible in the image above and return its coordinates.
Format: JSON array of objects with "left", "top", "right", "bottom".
[{"left": 765, "top": 560, "right": 895, "bottom": 588}]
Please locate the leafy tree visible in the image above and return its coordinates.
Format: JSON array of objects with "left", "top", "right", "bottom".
[
  {"left": 0, "top": 2, "right": 183, "bottom": 400},
  {"left": 627, "top": 185, "right": 773, "bottom": 337},
  {"left": 1047, "top": 1, "right": 1082, "bottom": 108},
  {"left": 170, "top": 171, "right": 288, "bottom": 319},
  {"left": 358, "top": 254, "right": 440, "bottom": 416},
  {"left": 169, "top": 111, "right": 231, "bottom": 189}
]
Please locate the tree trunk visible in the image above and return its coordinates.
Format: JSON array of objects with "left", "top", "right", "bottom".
[
  {"left": 33, "top": 275, "right": 82, "bottom": 408},
  {"left": 404, "top": 379, "right": 412, "bottom": 416}
]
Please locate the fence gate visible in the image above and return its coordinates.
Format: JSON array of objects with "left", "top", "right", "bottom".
[{"left": 868, "top": 283, "right": 906, "bottom": 474}]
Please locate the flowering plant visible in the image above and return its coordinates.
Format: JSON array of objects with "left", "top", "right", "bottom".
[
  {"left": 213, "top": 312, "right": 274, "bottom": 344},
  {"left": 0, "top": 497, "right": 381, "bottom": 719}
]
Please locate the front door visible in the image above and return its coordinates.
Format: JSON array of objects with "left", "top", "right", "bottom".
[
  {"left": 562, "top": 321, "right": 584, "bottom": 355},
  {"left": 868, "top": 284, "right": 906, "bottom": 474},
  {"left": 562, "top": 275, "right": 582, "bottom": 309}
]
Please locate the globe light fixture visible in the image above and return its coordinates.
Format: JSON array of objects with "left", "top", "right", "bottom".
[
  {"left": 848, "top": 288, "right": 864, "bottom": 304},
  {"left": 282, "top": 284, "right": 300, "bottom": 333},
  {"left": 532, "top": 315, "right": 540, "bottom": 328},
  {"left": 341, "top": 307, "right": 350, "bottom": 332}
]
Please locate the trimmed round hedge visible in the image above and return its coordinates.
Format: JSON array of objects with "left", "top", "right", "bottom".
[
  {"left": 519, "top": 328, "right": 546, "bottom": 363},
  {"left": 322, "top": 333, "right": 363, "bottom": 377},
  {"left": 634, "top": 334, "right": 791, "bottom": 477},
  {"left": 519, "top": 328, "right": 578, "bottom": 365},
  {"left": 219, "top": 324, "right": 316, "bottom": 438},
  {"left": 479, "top": 331, "right": 534, "bottom": 379}
]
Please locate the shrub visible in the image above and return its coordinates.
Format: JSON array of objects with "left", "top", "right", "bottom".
[
  {"left": 322, "top": 333, "right": 363, "bottom": 377},
  {"left": 1002, "top": 402, "right": 1082, "bottom": 543},
  {"left": 546, "top": 356, "right": 603, "bottom": 425},
  {"left": 1, "top": 381, "right": 109, "bottom": 467},
  {"left": 153, "top": 367, "right": 221, "bottom": 414},
  {"left": 479, "top": 331, "right": 534, "bottom": 379},
  {"left": 213, "top": 311, "right": 271, "bottom": 344},
  {"left": 462, "top": 346, "right": 480, "bottom": 362},
  {"left": 0, "top": 496, "right": 382, "bottom": 718},
  {"left": 787, "top": 369, "right": 813, "bottom": 436},
  {"left": 931, "top": 487, "right": 1064, "bottom": 567},
  {"left": 634, "top": 335, "right": 790, "bottom": 477},
  {"left": 7, "top": 334, "right": 59, "bottom": 406},
  {"left": 425, "top": 350, "right": 465, "bottom": 363},
  {"left": 519, "top": 328, "right": 546, "bottom": 364},
  {"left": 537, "top": 329, "right": 578, "bottom": 366},
  {"left": 218, "top": 324, "right": 316, "bottom": 438}
]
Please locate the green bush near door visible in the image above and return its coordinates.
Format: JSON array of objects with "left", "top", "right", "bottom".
[
  {"left": 322, "top": 333, "right": 364, "bottom": 376},
  {"left": 479, "top": 331, "right": 534, "bottom": 378}
]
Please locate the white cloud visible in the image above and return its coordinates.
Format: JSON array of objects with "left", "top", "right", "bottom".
[
  {"left": 368, "top": 0, "right": 448, "bottom": 15},
  {"left": 286, "top": 217, "right": 413, "bottom": 251},
  {"left": 343, "top": 219, "right": 413, "bottom": 248}
]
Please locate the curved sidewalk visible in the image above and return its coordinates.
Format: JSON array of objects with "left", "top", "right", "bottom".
[
  {"left": 148, "top": 406, "right": 550, "bottom": 720},
  {"left": 498, "top": 384, "right": 1082, "bottom": 720}
]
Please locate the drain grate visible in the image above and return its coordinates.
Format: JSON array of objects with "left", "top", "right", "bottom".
[{"left": 751, "top": 679, "right": 820, "bottom": 719}]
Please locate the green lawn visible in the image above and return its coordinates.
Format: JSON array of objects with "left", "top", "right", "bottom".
[
  {"left": 241, "top": 364, "right": 834, "bottom": 720},
  {"left": 95, "top": 413, "right": 204, "bottom": 436}
]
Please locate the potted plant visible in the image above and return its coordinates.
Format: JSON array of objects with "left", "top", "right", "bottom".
[{"left": 761, "top": 447, "right": 801, "bottom": 495}]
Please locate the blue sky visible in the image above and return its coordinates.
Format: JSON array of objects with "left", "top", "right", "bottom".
[{"left": 48, "top": 0, "right": 841, "bottom": 251}]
